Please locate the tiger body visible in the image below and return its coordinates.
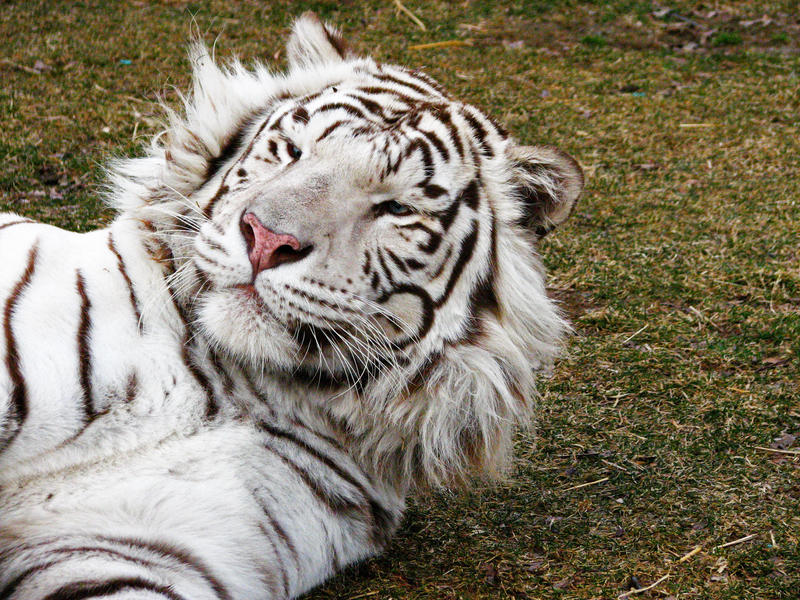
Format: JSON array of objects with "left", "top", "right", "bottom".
[{"left": 0, "top": 13, "right": 582, "bottom": 600}]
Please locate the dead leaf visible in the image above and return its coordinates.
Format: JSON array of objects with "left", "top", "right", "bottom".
[
  {"left": 482, "top": 564, "right": 499, "bottom": 586},
  {"left": 553, "top": 576, "right": 572, "bottom": 590},
  {"left": 760, "top": 356, "right": 789, "bottom": 369},
  {"left": 771, "top": 432, "right": 797, "bottom": 450}
]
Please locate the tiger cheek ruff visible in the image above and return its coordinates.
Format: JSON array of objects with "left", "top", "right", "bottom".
[{"left": 0, "top": 12, "right": 583, "bottom": 600}]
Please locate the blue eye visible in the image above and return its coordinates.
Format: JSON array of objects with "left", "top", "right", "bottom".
[
  {"left": 376, "top": 200, "right": 413, "bottom": 217},
  {"left": 287, "top": 142, "right": 302, "bottom": 160}
]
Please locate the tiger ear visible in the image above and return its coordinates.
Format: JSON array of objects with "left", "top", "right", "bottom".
[
  {"left": 287, "top": 12, "right": 353, "bottom": 70},
  {"left": 508, "top": 145, "right": 584, "bottom": 238}
]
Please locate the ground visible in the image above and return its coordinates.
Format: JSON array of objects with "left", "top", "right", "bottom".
[{"left": 0, "top": 1, "right": 797, "bottom": 598}]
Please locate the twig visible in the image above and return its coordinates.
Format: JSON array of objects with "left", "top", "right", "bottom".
[
  {"left": 677, "top": 545, "right": 702, "bottom": 563},
  {"left": 408, "top": 40, "right": 468, "bottom": 51},
  {"left": 618, "top": 573, "right": 670, "bottom": 598},
  {"left": 563, "top": 476, "right": 608, "bottom": 491},
  {"left": 393, "top": 0, "right": 426, "bottom": 31},
  {"left": 714, "top": 534, "right": 756, "bottom": 550},
  {"left": 0, "top": 58, "right": 41, "bottom": 75},
  {"left": 601, "top": 458, "right": 630, "bottom": 473},
  {"left": 347, "top": 592, "right": 379, "bottom": 600},
  {"left": 621, "top": 324, "right": 648, "bottom": 344},
  {"left": 679, "top": 123, "right": 714, "bottom": 128},
  {"left": 754, "top": 446, "right": 800, "bottom": 456}
]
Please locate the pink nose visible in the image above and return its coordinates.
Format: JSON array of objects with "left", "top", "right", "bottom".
[{"left": 240, "top": 212, "right": 308, "bottom": 275}]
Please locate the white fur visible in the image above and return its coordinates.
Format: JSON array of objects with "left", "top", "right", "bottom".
[{"left": 0, "top": 13, "right": 581, "bottom": 599}]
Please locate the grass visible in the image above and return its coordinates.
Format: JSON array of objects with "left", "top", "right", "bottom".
[{"left": 1, "top": 1, "right": 798, "bottom": 598}]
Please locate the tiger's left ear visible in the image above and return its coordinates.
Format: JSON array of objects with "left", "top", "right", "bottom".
[
  {"left": 287, "top": 12, "right": 353, "bottom": 70},
  {"left": 508, "top": 145, "right": 584, "bottom": 238}
]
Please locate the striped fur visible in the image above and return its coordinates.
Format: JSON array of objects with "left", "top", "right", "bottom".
[{"left": 0, "top": 13, "right": 582, "bottom": 599}]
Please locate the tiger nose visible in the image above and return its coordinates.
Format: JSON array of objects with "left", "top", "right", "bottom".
[{"left": 239, "top": 212, "right": 312, "bottom": 275}]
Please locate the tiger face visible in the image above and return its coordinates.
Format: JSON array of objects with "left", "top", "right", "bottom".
[{"left": 140, "top": 13, "right": 582, "bottom": 405}]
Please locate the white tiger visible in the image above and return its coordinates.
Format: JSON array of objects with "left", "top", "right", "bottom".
[{"left": 0, "top": 13, "right": 583, "bottom": 600}]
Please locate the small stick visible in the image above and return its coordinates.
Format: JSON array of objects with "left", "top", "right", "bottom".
[
  {"left": 677, "top": 545, "right": 702, "bottom": 563},
  {"left": 600, "top": 458, "right": 629, "bottom": 473},
  {"left": 714, "top": 534, "right": 756, "bottom": 550},
  {"left": 754, "top": 446, "right": 800, "bottom": 456},
  {"left": 618, "top": 573, "right": 670, "bottom": 598},
  {"left": 679, "top": 123, "right": 714, "bottom": 128},
  {"left": 348, "top": 591, "right": 380, "bottom": 600},
  {"left": 621, "top": 324, "right": 648, "bottom": 344},
  {"left": 408, "top": 40, "right": 468, "bottom": 50},
  {"left": 0, "top": 58, "right": 41, "bottom": 75},
  {"left": 394, "top": 0, "right": 426, "bottom": 31},
  {"left": 563, "top": 476, "right": 609, "bottom": 491}
]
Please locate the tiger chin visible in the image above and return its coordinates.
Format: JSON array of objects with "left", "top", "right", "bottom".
[{"left": 0, "top": 13, "right": 582, "bottom": 600}]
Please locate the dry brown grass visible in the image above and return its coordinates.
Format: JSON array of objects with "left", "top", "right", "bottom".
[{"left": 1, "top": 1, "right": 797, "bottom": 598}]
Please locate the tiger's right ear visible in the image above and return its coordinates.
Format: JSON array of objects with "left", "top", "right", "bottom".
[
  {"left": 508, "top": 145, "right": 584, "bottom": 239},
  {"left": 287, "top": 12, "right": 353, "bottom": 70}
]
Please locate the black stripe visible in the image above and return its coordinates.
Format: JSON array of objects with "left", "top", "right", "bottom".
[
  {"left": 0, "top": 547, "right": 168, "bottom": 600},
  {"left": 434, "top": 107, "right": 465, "bottom": 159},
  {"left": 429, "top": 245, "right": 452, "bottom": 280},
  {"left": 376, "top": 249, "right": 395, "bottom": 287},
  {"left": 208, "top": 349, "right": 235, "bottom": 395},
  {"left": 239, "top": 366, "right": 277, "bottom": 420},
  {"left": 166, "top": 284, "right": 218, "bottom": 419},
  {"left": 385, "top": 249, "right": 409, "bottom": 275},
  {"left": 40, "top": 577, "right": 187, "bottom": 600},
  {"left": 405, "top": 138, "right": 434, "bottom": 183},
  {"left": 261, "top": 440, "right": 359, "bottom": 514},
  {"left": 107, "top": 232, "right": 143, "bottom": 332},
  {"left": 256, "top": 524, "right": 289, "bottom": 598},
  {"left": 419, "top": 128, "right": 449, "bottom": 162},
  {"left": 0, "top": 241, "right": 38, "bottom": 453},
  {"left": 257, "top": 422, "right": 395, "bottom": 543},
  {"left": 292, "top": 105, "right": 309, "bottom": 123},
  {"left": 96, "top": 536, "right": 231, "bottom": 600},
  {"left": 290, "top": 419, "right": 345, "bottom": 452},
  {"left": 203, "top": 114, "right": 274, "bottom": 218},
  {"left": 344, "top": 93, "right": 388, "bottom": 120},
  {"left": 75, "top": 270, "right": 94, "bottom": 419},
  {"left": 435, "top": 220, "right": 479, "bottom": 307},
  {"left": 460, "top": 109, "right": 494, "bottom": 158},
  {"left": 253, "top": 494, "right": 299, "bottom": 564},
  {"left": 252, "top": 491, "right": 297, "bottom": 598},
  {"left": 436, "top": 200, "right": 460, "bottom": 233},
  {"left": 319, "top": 520, "right": 342, "bottom": 570},
  {"left": 312, "top": 102, "right": 366, "bottom": 119},
  {"left": 372, "top": 71, "right": 433, "bottom": 98},
  {"left": 204, "top": 119, "right": 251, "bottom": 182},
  {"left": 362, "top": 250, "right": 372, "bottom": 275},
  {"left": 203, "top": 184, "right": 229, "bottom": 219},
  {"left": 422, "top": 183, "right": 447, "bottom": 199},
  {"left": 401, "top": 223, "right": 442, "bottom": 255},
  {"left": 316, "top": 119, "right": 347, "bottom": 142},
  {"left": 125, "top": 371, "right": 138, "bottom": 403},
  {"left": 411, "top": 69, "right": 448, "bottom": 95},
  {"left": 459, "top": 179, "right": 480, "bottom": 210},
  {"left": 322, "top": 23, "right": 349, "bottom": 58},
  {"left": 356, "top": 86, "right": 416, "bottom": 107},
  {"left": 375, "top": 284, "right": 435, "bottom": 349}
]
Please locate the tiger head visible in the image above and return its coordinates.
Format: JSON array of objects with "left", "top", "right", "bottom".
[{"left": 112, "top": 13, "right": 583, "bottom": 487}]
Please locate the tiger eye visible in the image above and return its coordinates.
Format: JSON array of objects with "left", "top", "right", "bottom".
[{"left": 288, "top": 142, "right": 302, "bottom": 160}]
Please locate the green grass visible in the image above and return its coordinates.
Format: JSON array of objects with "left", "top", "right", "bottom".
[{"left": 1, "top": 1, "right": 798, "bottom": 598}]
